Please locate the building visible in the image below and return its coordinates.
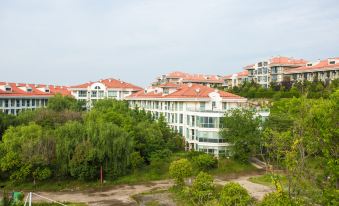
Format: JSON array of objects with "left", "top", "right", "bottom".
[
  {"left": 69, "top": 78, "right": 142, "bottom": 108},
  {"left": 0, "top": 82, "right": 70, "bottom": 115},
  {"left": 126, "top": 83, "right": 250, "bottom": 156},
  {"left": 222, "top": 57, "right": 308, "bottom": 88},
  {"left": 284, "top": 58, "right": 339, "bottom": 83},
  {"left": 223, "top": 70, "right": 248, "bottom": 89},
  {"left": 245, "top": 57, "right": 307, "bottom": 88},
  {"left": 154, "top": 71, "right": 224, "bottom": 88}
]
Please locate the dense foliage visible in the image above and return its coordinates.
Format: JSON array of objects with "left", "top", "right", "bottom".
[
  {"left": 226, "top": 79, "right": 339, "bottom": 99},
  {"left": 220, "top": 109, "right": 262, "bottom": 162},
  {"left": 219, "top": 182, "right": 252, "bottom": 206},
  {"left": 0, "top": 96, "right": 183, "bottom": 183}
]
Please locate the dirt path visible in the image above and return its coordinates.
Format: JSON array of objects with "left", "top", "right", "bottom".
[{"left": 30, "top": 175, "right": 273, "bottom": 206}]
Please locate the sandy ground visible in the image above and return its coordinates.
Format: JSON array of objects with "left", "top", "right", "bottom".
[{"left": 30, "top": 174, "right": 273, "bottom": 206}]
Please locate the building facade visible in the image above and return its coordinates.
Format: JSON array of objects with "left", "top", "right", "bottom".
[
  {"left": 69, "top": 78, "right": 142, "bottom": 109},
  {"left": 223, "top": 70, "right": 248, "bottom": 89},
  {"left": 126, "top": 83, "right": 257, "bottom": 157},
  {"left": 0, "top": 82, "right": 70, "bottom": 115},
  {"left": 284, "top": 58, "right": 339, "bottom": 83},
  {"left": 154, "top": 71, "right": 224, "bottom": 88}
]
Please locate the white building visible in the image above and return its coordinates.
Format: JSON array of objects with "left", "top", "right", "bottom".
[
  {"left": 0, "top": 82, "right": 70, "bottom": 115},
  {"left": 69, "top": 78, "right": 142, "bottom": 108},
  {"left": 126, "top": 83, "right": 250, "bottom": 157},
  {"left": 285, "top": 58, "right": 339, "bottom": 83}
]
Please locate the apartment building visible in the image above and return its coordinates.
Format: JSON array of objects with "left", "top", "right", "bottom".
[
  {"left": 0, "top": 82, "right": 70, "bottom": 115},
  {"left": 126, "top": 83, "right": 262, "bottom": 157},
  {"left": 223, "top": 70, "right": 248, "bottom": 89},
  {"left": 245, "top": 57, "right": 307, "bottom": 88},
  {"left": 285, "top": 58, "right": 339, "bottom": 83},
  {"left": 154, "top": 71, "right": 224, "bottom": 88},
  {"left": 69, "top": 78, "right": 142, "bottom": 109}
]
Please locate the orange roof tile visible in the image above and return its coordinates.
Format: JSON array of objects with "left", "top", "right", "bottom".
[
  {"left": 70, "top": 78, "right": 142, "bottom": 91},
  {"left": 127, "top": 84, "right": 244, "bottom": 100},
  {"left": 285, "top": 58, "right": 339, "bottom": 74}
]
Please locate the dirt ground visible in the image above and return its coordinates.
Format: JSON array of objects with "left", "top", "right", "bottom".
[{"left": 30, "top": 174, "right": 273, "bottom": 206}]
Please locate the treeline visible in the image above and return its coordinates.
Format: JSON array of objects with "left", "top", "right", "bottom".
[
  {"left": 0, "top": 95, "right": 183, "bottom": 183},
  {"left": 226, "top": 78, "right": 339, "bottom": 99},
  {"left": 220, "top": 91, "right": 339, "bottom": 205}
]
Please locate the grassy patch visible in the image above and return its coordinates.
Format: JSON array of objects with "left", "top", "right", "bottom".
[
  {"left": 209, "top": 158, "right": 258, "bottom": 177},
  {"left": 249, "top": 173, "right": 287, "bottom": 188}
]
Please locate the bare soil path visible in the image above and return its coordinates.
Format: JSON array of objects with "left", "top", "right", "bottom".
[{"left": 30, "top": 174, "right": 273, "bottom": 206}]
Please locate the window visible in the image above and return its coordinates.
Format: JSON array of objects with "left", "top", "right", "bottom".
[
  {"left": 5, "top": 86, "right": 11, "bottom": 92},
  {"left": 91, "top": 91, "right": 97, "bottom": 97},
  {"left": 32, "top": 99, "right": 36, "bottom": 106},
  {"left": 329, "top": 61, "right": 335, "bottom": 64},
  {"left": 263, "top": 67, "right": 268, "bottom": 74},
  {"left": 0, "top": 100, "right": 2, "bottom": 107},
  {"left": 200, "top": 102, "right": 205, "bottom": 111},
  {"left": 94, "top": 86, "right": 101, "bottom": 89},
  {"left": 258, "top": 68, "right": 262, "bottom": 74},
  {"left": 212, "top": 101, "right": 216, "bottom": 109},
  {"left": 22, "top": 99, "right": 26, "bottom": 106},
  {"left": 27, "top": 87, "right": 32, "bottom": 92},
  {"left": 16, "top": 99, "right": 20, "bottom": 107},
  {"left": 78, "top": 90, "right": 87, "bottom": 97},
  {"left": 98, "top": 91, "right": 104, "bottom": 97},
  {"left": 108, "top": 91, "right": 117, "bottom": 97},
  {"left": 179, "top": 114, "right": 183, "bottom": 124},
  {"left": 27, "top": 100, "right": 30, "bottom": 107}
]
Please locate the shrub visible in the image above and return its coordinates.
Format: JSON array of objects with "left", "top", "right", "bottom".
[
  {"left": 258, "top": 192, "right": 304, "bottom": 206},
  {"left": 192, "top": 154, "right": 218, "bottom": 171},
  {"left": 190, "top": 172, "right": 216, "bottom": 205},
  {"left": 219, "top": 182, "right": 252, "bottom": 206},
  {"left": 169, "top": 158, "right": 192, "bottom": 186}
]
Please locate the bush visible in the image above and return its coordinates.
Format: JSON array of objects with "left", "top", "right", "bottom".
[
  {"left": 169, "top": 159, "right": 193, "bottom": 186},
  {"left": 190, "top": 172, "right": 216, "bottom": 205},
  {"left": 192, "top": 154, "right": 218, "bottom": 171},
  {"left": 219, "top": 182, "right": 252, "bottom": 206},
  {"left": 258, "top": 192, "right": 304, "bottom": 206}
]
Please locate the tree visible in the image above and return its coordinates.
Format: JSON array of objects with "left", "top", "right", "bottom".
[
  {"left": 219, "top": 182, "right": 252, "bottom": 206},
  {"left": 258, "top": 192, "right": 303, "bottom": 206},
  {"left": 220, "top": 109, "right": 262, "bottom": 162},
  {"left": 47, "top": 94, "right": 84, "bottom": 112},
  {"left": 169, "top": 159, "right": 193, "bottom": 186},
  {"left": 190, "top": 172, "right": 216, "bottom": 205}
]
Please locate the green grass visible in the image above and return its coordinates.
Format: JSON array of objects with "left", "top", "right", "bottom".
[
  {"left": 209, "top": 158, "right": 258, "bottom": 177},
  {"left": 249, "top": 173, "right": 287, "bottom": 188}
]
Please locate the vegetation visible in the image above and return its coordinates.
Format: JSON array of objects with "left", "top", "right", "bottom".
[
  {"left": 220, "top": 109, "right": 262, "bottom": 162},
  {"left": 190, "top": 172, "right": 216, "bottom": 205},
  {"left": 169, "top": 158, "right": 193, "bottom": 186},
  {"left": 226, "top": 78, "right": 339, "bottom": 99},
  {"left": 0, "top": 96, "right": 183, "bottom": 185},
  {"left": 219, "top": 182, "right": 252, "bottom": 206}
]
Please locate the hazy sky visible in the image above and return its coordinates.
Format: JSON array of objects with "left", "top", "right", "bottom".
[{"left": 1, "top": 0, "right": 338, "bottom": 87}]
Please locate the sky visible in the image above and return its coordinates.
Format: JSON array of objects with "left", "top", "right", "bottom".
[{"left": 0, "top": 0, "right": 339, "bottom": 87}]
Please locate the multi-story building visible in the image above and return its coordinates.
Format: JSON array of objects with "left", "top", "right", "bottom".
[
  {"left": 284, "top": 58, "right": 339, "bottom": 83},
  {"left": 154, "top": 71, "right": 224, "bottom": 88},
  {"left": 245, "top": 57, "right": 307, "bottom": 88},
  {"left": 69, "top": 78, "right": 142, "bottom": 108},
  {"left": 126, "top": 83, "right": 259, "bottom": 157},
  {"left": 0, "top": 82, "right": 70, "bottom": 115},
  {"left": 223, "top": 70, "right": 248, "bottom": 89}
]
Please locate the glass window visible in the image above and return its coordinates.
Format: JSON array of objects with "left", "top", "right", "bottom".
[
  {"left": 91, "top": 91, "right": 97, "bottom": 97},
  {"left": 200, "top": 102, "right": 205, "bottom": 111},
  {"left": 98, "top": 91, "right": 104, "bottom": 97},
  {"left": 78, "top": 90, "right": 87, "bottom": 97}
]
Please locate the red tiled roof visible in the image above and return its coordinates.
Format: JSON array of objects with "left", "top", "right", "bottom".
[
  {"left": 159, "top": 83, "right": 179, "bottom": 88},
  {"left": 285, "top": 58, "right": 339, "bottom": 74},
  {"left": 164, "top": 71, "right": 223, "bottom": 83},
  {"left": 223, "top": 70, "right": 248, "bottom": 80},
  {"left": 244, "top": 64, "right": 255, "bottom": 70},
  {"left": 70, "top": 78, "right": 142, "bottom": 91},
  {"left": 269, "top": 56, "right": 307, "bottom": 66},
  {"left": 127, "top": 84, "right": 244, "bottom": 100},
  {"left": 0, "top": 82, "right": 70, "bottom": 97}
]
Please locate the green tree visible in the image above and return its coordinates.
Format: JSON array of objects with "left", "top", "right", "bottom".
[
  {"left": 220, "top": 109, "right": 262, "bottom": 162},
  {"left": 169, "top": 159, "right": 193, "bottom": 186},
  {"left": 219, "top": 182, "right": 252, "bottom": 206},
  {"left": 47, "top": 94, "right": 84, "bottom": 112}
]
